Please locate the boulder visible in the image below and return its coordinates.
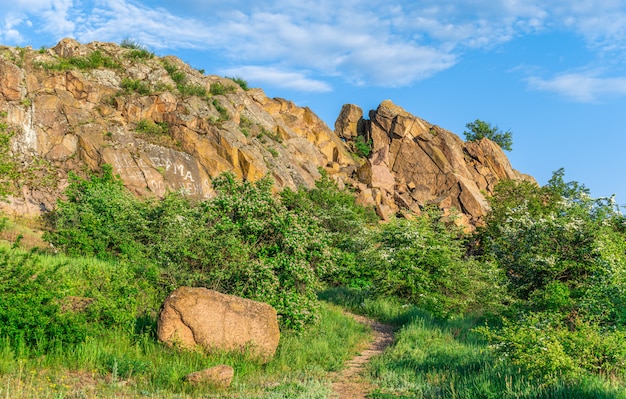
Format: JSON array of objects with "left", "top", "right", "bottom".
[
  {"left": 185, "top": 365, "right": 234, "bottom": 388},
  {"left": 157, "top": 287, "right": 280, "bottom": 362},
  {"left": 334, "top": 104, "right": 364, "bottom": 140}
]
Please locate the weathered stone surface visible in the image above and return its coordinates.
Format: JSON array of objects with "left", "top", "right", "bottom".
[
  {"left": 185, "top": 365, "right": 234, "bottom": 388},
  {"left": 0, "top": 60, "right": 24, "bottom": 101},
  {"left": 0, "top": 39, "right": 359, "bottom": 216},
  {"left": 157, "top": 287, "right": 280, "bottom": 362},
  {"left": 335, "top": 104, "right": 364, "bottom": 140},
  {"left": 347, "top": 100, "right": 534, "bottom": 227},
  {"left": 0, "top": 39, "right": 532, "bottom": 229}
]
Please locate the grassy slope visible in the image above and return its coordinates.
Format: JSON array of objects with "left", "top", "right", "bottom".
[
  {"left": 3, "top": 220, "right": 626, "bottom": 399},
  {"left": 321, "top": 288, "right": 626, "bottom": 399},
  {"left": 0, "top": 229, "right": 371, "bottom": 399}
]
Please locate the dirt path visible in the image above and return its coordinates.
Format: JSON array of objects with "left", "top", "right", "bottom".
[{"left": 331, "top": 313, "right": 395, "bottom": 399}]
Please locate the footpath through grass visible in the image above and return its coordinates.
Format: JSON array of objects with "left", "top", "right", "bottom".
[{"left": 321, "top": 287, "right": 626, "bottom": 399}]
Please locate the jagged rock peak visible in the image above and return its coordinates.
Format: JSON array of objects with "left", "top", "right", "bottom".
[{"left": 336, "top": 100, "right": 534, "bottom": 228}]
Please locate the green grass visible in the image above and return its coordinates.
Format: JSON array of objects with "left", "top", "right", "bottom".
[
  {"left": 0, "top": 303, "right": 369, "bottom": 398},
  {"left": 209, "top": 82, "right": 237, "bottom": 96},
  {"left": 120, "top": 40, "right": 154, "bottom": 60},
  {"left": 38, "top": 50, "right": 120, "bottom": 71},
  {"left": 0, "top": 246, "right": 372, "bottom": 398},
  {"left": 212, "top": 99, "right": 230, "bottom": 122},
  {"left": 120, "top": 78, "right": 153, "bottom": 95},
  {"left": 321, "top": 287, "right": 626, "bottom": 399},
  {"left": 178, "top": 83, "right": 207, "bottom": 97},
  {"left": 135, "top": 119, "right": 169, "bottom": 135}
]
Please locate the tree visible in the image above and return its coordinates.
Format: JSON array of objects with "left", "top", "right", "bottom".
[{"left": 464, "top": 119, "right": 513, "bottom": 151}]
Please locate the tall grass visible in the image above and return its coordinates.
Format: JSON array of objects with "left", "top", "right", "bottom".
[
  {"left": 0, "top": 247, "right": 372, "bottom": 398},
  {"left": 321, "top": 287, "right": 626, "bottom": 399}
]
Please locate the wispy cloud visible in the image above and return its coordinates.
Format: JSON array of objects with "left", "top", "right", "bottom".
[
  {"left": 6, "top": 0, "right": 626, "bottom": 93},
  {"left": 220, "top": 66, "right": 332, "bottom": 92},
  {"left": 74, "top": 0, "right": 215, "bottom": 49},
  {"left": 527, "top": 70, "right": 626, "bottom": 102}
]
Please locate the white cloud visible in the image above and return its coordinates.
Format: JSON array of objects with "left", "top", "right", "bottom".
[
  {"left": 7, "top": 0, "right": 626, "bottom": 93},
  {"left": 39, "top": 0, "right": 75, "bottom": 37},
  {"left": 0, "top": 0, "right": 77, "bottom": 43},
  {"left": 219, "top": 66, "right": 332, "bottom": 92},
  {"left": 527, "top": 71, "right": 626, "bottom": 102},
  {"left": 342, "top": 44, "right": 457, "bottom": 86},
  {"left": 73, "top": 0, "right": 215, "bottom": 49}
]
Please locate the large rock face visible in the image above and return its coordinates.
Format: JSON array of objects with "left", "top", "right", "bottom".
[
  {"left": 0, "top": 39, "right": 532, "bottom": 227},
  {"left": 0, "top": 38, "right": 355, "bottom": 217},
  {"left": 157, "top": 287, "right": 280, "bottom": 362},
  {"left": 337, "top": 101, "right": 534, "bottom": 226}
]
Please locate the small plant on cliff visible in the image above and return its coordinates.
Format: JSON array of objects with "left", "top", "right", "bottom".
[
  {"left": 354, "top": 135, "right": 372, "bottom": 158},
  {"left": 464, "top": 119, "right": 513, "bottom": 151},
  {"left": 162, "top": 60, "right": 208, "bottom": 98},
  {"left": 239, "top": 115, "right": 253, "bottom": 136},
  {"left": 0, "top": 118, "right": 18, "bottom": 198},
  {"left": 258, "top": 126, "right": 283, "bottom": 143},
  {"left": 209, "top": 82, "right": 237, "bottom": 96},
  {"left": 120, "top": 78, "right": 152, "bottom": 95},
  {"left": 39, "top": 50, "right": 120, "bottom": 71},
  {"left": 178, "top": 82, "right": 207, "bottom": 98},
  {"left": 120, "top": 38, "right": 154, "bottom": 60},
  {"left": 135, "top": 119, "right": 168, "bottom": 135},
  {"left": 228, "top": 76, "right": 249, "bottom": 90},
  {"left": 212, "top": 99, "right": 230, "bottom": 122}
]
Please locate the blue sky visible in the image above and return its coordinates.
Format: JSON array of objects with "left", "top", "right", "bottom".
[{"left": 2, "top": 0, "right": 626, "bottom": 204}]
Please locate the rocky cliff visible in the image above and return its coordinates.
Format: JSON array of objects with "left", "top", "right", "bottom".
[
  {"left": 0, "top": 39, "right": 532, "bottom": 227},
  {"left": 336, "top": 101, "right": 534, "bottom": 226}
]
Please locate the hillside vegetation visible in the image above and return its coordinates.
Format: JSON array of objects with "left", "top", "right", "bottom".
[{"left": 1, "top": 165, "right": 626, "bottom": 398}]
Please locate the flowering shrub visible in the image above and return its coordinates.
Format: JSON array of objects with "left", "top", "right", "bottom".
[
  {"left": 364, "top": 209, "right": 505, "bottom": 318},
  {"left": 45, "top": 169, "right": 332, "bottom": 331},
  {"left": 476, "top": 169, "right": 626, "bottom": 383}
]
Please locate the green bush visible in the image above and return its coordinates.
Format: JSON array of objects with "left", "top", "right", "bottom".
[
  {"left": 44, "top": 165, "right": 151, "bottom": 261},
  {"left": 365, "top": 209, "right": 505, "bottom": 318},
  {"left": 475, "top": 169, "right": 626, "bottom": 383},
  {"left": 228, "top": 76, "right": 249, "bottom": 90},
  {"left": 120, "top": 78, "right": 152, "bottom": 95},
  {"left": 464, "top": 119, "right": 513, "bottom": 151},
  {"left": 191, "top": 173, "right": 331, "bottom": 330},
  {"left": 281, "top": 170, "right": 378, "bottom": 288},
  {"left": 477, "top": 313, "right": 626, "bottom": 383},
  {"left": 0, "top": 249, "right": 88, "bottom": 352},
  {"left": 354, "top": 135, "right": 372, "bottom": 157},
  {"left": 44, "top": 168, "right": 335, "bottom": 331},
  {"left": 478, "top": 169, "right": 625, "bottom": 322}
]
